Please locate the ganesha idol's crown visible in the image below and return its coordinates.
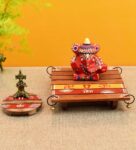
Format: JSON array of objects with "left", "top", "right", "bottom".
[{"left": 72, "top": 38, "right": 100, "bottom": 54}]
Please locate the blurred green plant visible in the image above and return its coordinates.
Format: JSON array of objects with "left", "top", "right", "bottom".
[
  {"left": 0, "top": 0, "right": 52, "bottom": 53},
  {"left": 0, "top": 0, "right": 52, "bottom": 71}
]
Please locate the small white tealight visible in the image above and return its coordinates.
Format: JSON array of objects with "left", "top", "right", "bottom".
[{"left": 84, "top": 38, "right": 91, "bottom": 44}]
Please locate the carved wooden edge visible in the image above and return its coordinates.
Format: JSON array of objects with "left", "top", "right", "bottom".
[
  {"left": 2, "top": 99, "right": 42, "bottom": 105},
  {"left": 50, "top": 66, "right": 122, "bottom": 73},
  {"left": 47, "top": 93, "right": 135, "bottom": 109},
  {"left": 1, "top": 98, "right": 42, "bottom": 116},
  {"left": 2, "top": 104, "right": 42, "bottom": 116}
]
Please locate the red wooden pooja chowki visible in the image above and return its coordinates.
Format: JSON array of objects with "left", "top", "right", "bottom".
[
  {"left": 46, "top": 38, "right": 135, "bottom": 110},
  {"left": 2, "top": 70, "right": 42, "bottom": 116}
]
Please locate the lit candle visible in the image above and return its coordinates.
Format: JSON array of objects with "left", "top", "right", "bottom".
[{"left": 84, "top": 38, "right": 91, "bottom": 44}]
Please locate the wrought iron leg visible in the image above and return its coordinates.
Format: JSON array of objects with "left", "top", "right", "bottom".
[
  {"left": 113, "top": 66, "right": 123, "bottom": 75},
  {"left": 124, "top": 94, "right": 135, "bottom": 108},
  {"left": 47, "top": 95, "right": 58, "bottom": 107},
  {"left": 46, "top": 66, "right": 56, "bottom": 77}
]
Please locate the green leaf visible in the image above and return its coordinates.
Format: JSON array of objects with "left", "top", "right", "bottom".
[{"left": 0, "top": 0, "right": 52, "bottom": 53}]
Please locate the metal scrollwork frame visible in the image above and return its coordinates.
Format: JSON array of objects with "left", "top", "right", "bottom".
[
  {"left": 124, "top": 94, "right": 135, "bottom": 108},
  {"left": 46, "top": 66, "right": 56, "bottom": 77},
  {"left": 47, "top": 95, "right": 58, "bottom": 106},
  {"left": 113, "top": 67, "right": 123, "bottom": 75}
]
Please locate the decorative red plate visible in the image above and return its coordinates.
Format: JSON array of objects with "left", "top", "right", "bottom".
[{"left": 2, "top": 94, "right": 42, "bottom": 116}]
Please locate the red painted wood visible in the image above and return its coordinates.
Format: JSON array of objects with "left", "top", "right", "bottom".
[
  {"left": 52, "top": 88, "right": 127, "bottom": 95},
  {"left": 51, "top": 94, "right": 130, "bottom": 103}
]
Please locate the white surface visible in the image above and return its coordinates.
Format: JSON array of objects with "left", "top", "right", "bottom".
[{"left": 0, "top": 67, "right": 136, "bottom": 150}]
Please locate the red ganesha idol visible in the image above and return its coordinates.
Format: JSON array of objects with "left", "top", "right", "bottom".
[{"left": 71, "top": 38, "right": 107, "bottom": 81}]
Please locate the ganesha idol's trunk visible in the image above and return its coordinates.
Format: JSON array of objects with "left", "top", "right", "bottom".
[{"left": 83, "top": 55, "right": 96, "bottom": 74}]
